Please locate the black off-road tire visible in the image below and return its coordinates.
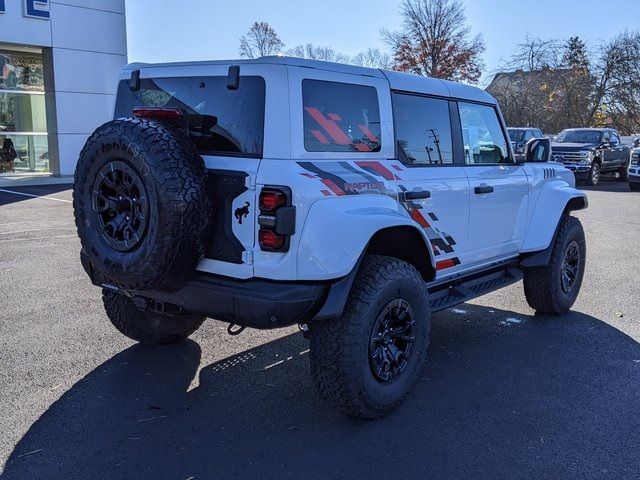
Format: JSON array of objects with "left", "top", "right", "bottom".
[
  {"left": 618, "top": 165, "right": 629, "bottom": 182},
  {"left": 74, "top": 118, "right": 210, "bottom": 291},
  {"left": 523, "top": 215, "right": 586, "bottom": 315},
  {"left": 309, "top": 255, "right": 430, "bottom": 419},
  {"left": 585, "top": 161, "right": 601, "bottom": 186},
  {"left": 102, "top": 289, "right": 204, "bottom": 345}
]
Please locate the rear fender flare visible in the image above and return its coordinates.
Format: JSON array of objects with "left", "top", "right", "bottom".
[{"left": 296, "top": 195, "right": 435, "bottom": 280}]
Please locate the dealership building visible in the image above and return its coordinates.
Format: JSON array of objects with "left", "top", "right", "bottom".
[{"left": 0, "top": 0, "right": 127, "bottom": 177}]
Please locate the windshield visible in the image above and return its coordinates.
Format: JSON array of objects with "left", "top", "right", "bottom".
[
  {"left": 555, "top": 130, "right": 602, "bottom": 144},
  {"left": 508, "top": 129, "right": 525, "bottom": 142}
]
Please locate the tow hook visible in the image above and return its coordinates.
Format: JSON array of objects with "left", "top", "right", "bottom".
[
  {"left": 227, "top": 323, "right": 246, "bottom": 336},
  {"left": 299, "top": 323, "right": 310, "bottom": 340}
]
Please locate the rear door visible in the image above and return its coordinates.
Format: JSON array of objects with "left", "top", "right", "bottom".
[
  {"left": 457, "top": 101, "right": 529, "bottom": 266},
  {"left": 390, "top": 92, "right": 470, "bottom": 278}
]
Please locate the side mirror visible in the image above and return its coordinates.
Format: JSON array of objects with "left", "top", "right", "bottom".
[
  {"left": 524, "top": 137, "right": 551, "bottom": 163},
  {"left": 601, "top": 141, "right": 611, "bottom": 148}
]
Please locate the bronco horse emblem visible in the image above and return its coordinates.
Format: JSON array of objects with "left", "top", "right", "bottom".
[{"left": 234, "top": 201, "right": 250, "bottom": 224}]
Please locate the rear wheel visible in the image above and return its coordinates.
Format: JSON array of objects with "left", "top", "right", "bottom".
[
  {"left": 309, "top": 255, "right": 430, "bottom": 418},
  {"left": 586, "top": 161, "right": 601, "bottom": 186},
  {"left": 103, "top": 289, "right": 204, "bottom": 345},
  {"left": 523, "top": 215, "right": 586, "bottom": 314}
]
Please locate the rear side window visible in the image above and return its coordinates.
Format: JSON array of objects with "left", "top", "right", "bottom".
[
  {"left": 392, "top": 93, "right": 453, "bottom": 165},
  {"left": 114, "top": 76, "right": 265, "bottom": 157},
  {"left": 302, "top": 79, "right": 381, "bottom": 153},
  {"left": 458, "top": 102, "right": 510, "bottom": 164}
]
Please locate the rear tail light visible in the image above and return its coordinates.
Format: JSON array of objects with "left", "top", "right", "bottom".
[
  {"left": 257, "top": 187, "right": 295, "bottom": 252},
  {"left": 259, "top": 229, "right": 286, "bottom": 251},
  {"left": 259, "top": 189, "right": 287, "bottom": 212},
  {"left": 133, "top": 107, "right": 183, "bottom": 120}
]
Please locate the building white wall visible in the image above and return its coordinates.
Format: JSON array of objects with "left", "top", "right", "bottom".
[{"left": 0, "top": 0, "right": 128, "bottom": 175}]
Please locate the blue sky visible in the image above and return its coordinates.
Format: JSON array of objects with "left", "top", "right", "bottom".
[{"left": 125, "top": 0, "right": 637, "bottom": 84}]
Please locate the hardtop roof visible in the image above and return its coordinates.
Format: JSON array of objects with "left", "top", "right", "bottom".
[{"left": 122, "top": 56, "right": 496, "bottom": 105}]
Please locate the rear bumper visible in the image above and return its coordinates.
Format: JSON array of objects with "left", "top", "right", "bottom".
[{"left": 81, "top": 250, "right": 353, "bottom": 329}]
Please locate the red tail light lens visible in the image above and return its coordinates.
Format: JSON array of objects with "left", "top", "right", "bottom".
[
  {"left": 259, "top": 189, "right": 287, "bottom": 212},
  {"left": 259, "top": 228, "right": 285, "bottom": 251},
  {"left": 133, "top": 107, "right": 183, "bottom": 120}
]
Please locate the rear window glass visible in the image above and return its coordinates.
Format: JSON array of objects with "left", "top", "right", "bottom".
[
  {"left": 302, "top": 79, "right": 381, "bottom": 153},
  {"left": 114, "top": 76, "right": 265, "bottom": 157}
]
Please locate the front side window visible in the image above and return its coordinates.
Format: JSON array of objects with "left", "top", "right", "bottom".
[
  {"left": 392, "top": 93, "right": 453, "bottom": 165},
  {"left": 610, "top": 131, "right": 620, "bottom": 145},
  {"left": 459, "top": 102, "right": 510, "bottom": 164},
  {"left": 115, "top": 76, "right": 265, "bottom": 156},
  {"left": 302, "top": 79, "right": 381, "bottom": 153}
]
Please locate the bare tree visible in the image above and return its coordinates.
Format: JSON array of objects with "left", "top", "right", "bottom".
[
  {"left": 352, "top": 48, "right": 392, "bottom": 69},
  {"left": 382, "top": 0, "right": 485, "bottom": 83},
  {"left": 490, "top": 35, "right": 594, "bottom": 133},
  {"left": 589, "top": 31, "right": 640, "bottom": 132},
  {"left": 239, "top": 22, "right": 284, "bottom": 59},
  {"left": 287, "top": 44, "right": 351, "bottom": 63},
  {"left": 504, "top": 35, "right": 561, "bottom": 71}
]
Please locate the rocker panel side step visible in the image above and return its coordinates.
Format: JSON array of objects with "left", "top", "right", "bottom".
[{"left": 428, "top": 267, "right": 523, "bottom": 312}]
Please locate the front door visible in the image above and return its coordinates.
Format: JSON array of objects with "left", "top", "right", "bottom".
[{"left": 457, "top": 101, "right": 529, "bottom": 266}]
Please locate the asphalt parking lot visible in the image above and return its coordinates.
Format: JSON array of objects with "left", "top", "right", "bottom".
[{"left": 0, "top": 181, "right": 639, "bottom": 479}]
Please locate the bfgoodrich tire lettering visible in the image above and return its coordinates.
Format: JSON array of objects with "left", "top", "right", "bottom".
[
  {"left": 309, "top": 255, "right": 430, "bottom": 418},
  {"left": 73, "top": 118, "right": 210, "bottom": 291},
  {"left": 102, "top": 289, "right": 204, "bottom": 345},
  {"left": 523, "top": 215, "right": 586, "bottom": 314}
]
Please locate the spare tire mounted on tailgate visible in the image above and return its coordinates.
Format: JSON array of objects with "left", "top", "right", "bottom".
[{"left": 73, "top": 117, "right": 210, "bottom": 291}]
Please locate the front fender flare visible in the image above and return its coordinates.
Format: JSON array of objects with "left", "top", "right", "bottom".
[
  {"left": 296, "top": 195, "right": 435, "bottom": 280},
  {"left": 521, "top": 182, "right": 587, "bottom": 253}
]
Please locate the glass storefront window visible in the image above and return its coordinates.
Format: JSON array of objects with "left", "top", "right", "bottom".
[
  {"left": 1, "top": 134, "right": 49, "bottom": 173},
  {"left": 0, "top": 50, "right": 49, "bottom": 174}
]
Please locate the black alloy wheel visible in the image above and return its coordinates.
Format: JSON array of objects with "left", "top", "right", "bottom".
[
  {"left": 560, "top": 240, "right": 580, "bottom": 294},
  {"left": 92, "top": 160, "right": 149, "bottom": 252},
  {"left": 369, "top": 299, "right": 416, "bottom": 382}
]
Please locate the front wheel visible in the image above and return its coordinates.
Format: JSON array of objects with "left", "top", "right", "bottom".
[
  {"left": 618, "top": 165, "right": 629, "bottom": 182},
  {"left": 309, "top": 255, "right": 430, "bottom": 418},
  {"left": 103, "top": 290, "right": 204, "bottom": 345},
  {"left": 523, "top": 215, "right": 586, "bottom": 314},
  {"left": 586, "top": 162, "right": 601, "bottom": 186}
]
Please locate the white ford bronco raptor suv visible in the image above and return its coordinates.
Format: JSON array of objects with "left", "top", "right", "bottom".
[{"left": 74, "top": 57, "right": 588, "bottom": 418}]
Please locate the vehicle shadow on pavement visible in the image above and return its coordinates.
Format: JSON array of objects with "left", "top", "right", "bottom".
[
  {"left": 3, "top": 305, "right": 640, "bottom": 480},
  {"left": 0, "top": 185, "right": 71, "bottom": 207}
]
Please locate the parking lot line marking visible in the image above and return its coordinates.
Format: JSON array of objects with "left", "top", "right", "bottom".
[
  {"left": 0, "top": 234, "right": 77, "bottom": 243},
  {"left": 0, "top": 188, "right": 72, "bottom": 203},
  {"left": 0, "top": 227, "right": 75, "bottom": 235}
]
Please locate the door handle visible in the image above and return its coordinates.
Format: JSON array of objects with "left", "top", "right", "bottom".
[
  {"left": 474, "top": 185, "right": 494, "bottom": 194},
  {"left": 401, "top": 190, "right": 431, "bottom": 201}
]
